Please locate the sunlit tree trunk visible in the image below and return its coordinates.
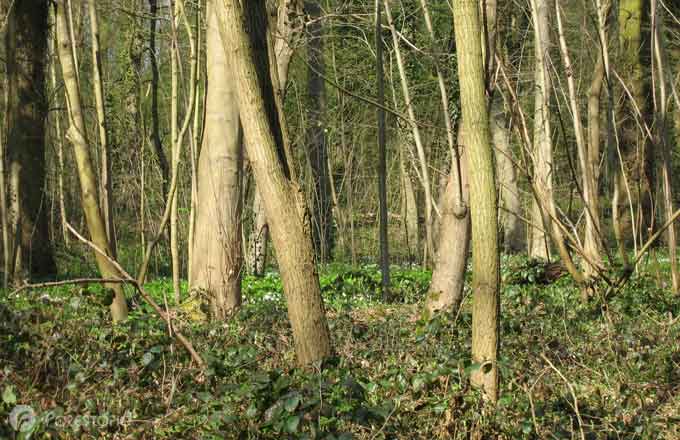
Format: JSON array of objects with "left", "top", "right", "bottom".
[
  {"left": 5, "top": 0, "right": 57, "bottom": 281},
  {"left": 529, "top": 0, "right": 553, "bottom": 260},
  {"left": 170, "top": 0, "right": 181, "bottom": 302},
  {"left": 219, "top": 0, "right": 332, "bottom": 365},
  {"left": 247, "top": 0, "right": 304, "bottom": 276},
  {"left": 56, "top": 0, "right": 128, "bottom": 321},
  {"left": 87, "top": 0, "right": 116, "bottom": 257},
  {"left": 190, "top": 0, "right": 243, "bottom": 318},
  {"left": 452, "top": 0, "right": 500, "bottom": 402}
]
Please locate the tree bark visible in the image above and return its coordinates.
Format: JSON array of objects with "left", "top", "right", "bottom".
[
  {"left": 87, "top": 0, "right": 117, "bottom": 257},
  {"left": 306, "top": 1, "right": 333, "bottom": 263},
  {"left": 219, "top": 0, "right": 332, "bottom": 365},
  {"left": 452, "top": 0, "right": 500, "bottom": 402},
  {"left": 5, "top": 0, "right": 57, "bottom": 281},
  {"left": 529, "top": 0, "right": 553, "bottom": 260},
  {"left": 190, "top": 0, "right": 244, "bottom": 318},
  {"left": 56, "top": 0, "right": 128, "bottom": 321}
]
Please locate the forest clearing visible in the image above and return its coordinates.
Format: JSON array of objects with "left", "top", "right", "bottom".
[{"left": 1, "top": 0, "right": 679, "bottom": 438}]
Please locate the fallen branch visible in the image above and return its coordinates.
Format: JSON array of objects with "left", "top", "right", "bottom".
[
  {"left": 65, "top": 223, "right": 204, "bottom": 367},
  {"left": 541, "top": 353, "right": 586, "bottom": 440}
]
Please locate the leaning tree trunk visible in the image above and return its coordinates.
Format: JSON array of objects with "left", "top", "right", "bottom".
[
  {"left": 247, "top": 0, "right": 304, "bottom": 276},
  {"left": 190, "top": 0, "right": 244, "bottom": 318},
  {"left": 528, "top": 0, "right": 553, "bottom": 260},
  {"left": 452, "top": 0, "right": 501, "bottom": 402},
  {"left": 5, "top": 0, "right": 57, "bottom": 281},
  {"left": 55, "top": 0, "right": 128, "bottom": 322},
  {"left": 219, "top": 0, "right": 332, "bottom": 365}
]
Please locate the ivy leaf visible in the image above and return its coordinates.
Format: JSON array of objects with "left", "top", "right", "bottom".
[
  {"left": 284, "top": 415, "right": 300, "bottom": 433},
  {"left": 284, "top": 394, "right": 301, "bottom": 412},
  {"left": 2, "top": 386, "right": 16, "bottom": 405}
]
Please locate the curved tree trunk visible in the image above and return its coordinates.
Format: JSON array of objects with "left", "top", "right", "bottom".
[
  {"left": 56, "top": 0, "right": 128, "bottom": 322},
  {"left": 190, "top": 0, "right": 244, "bottom": 318},
  {"left": 219, "top": 0, "right": 332, "bottom": 365},
  {"left": 5, "top": 0, "right": 57, "bottom": 281}
]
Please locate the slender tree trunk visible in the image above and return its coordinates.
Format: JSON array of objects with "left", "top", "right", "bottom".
[
  {"left": 306, "top": 1, "right": 333, "bottom": 262},
  {"left": 190, "top": 0, "right": 244, "bottom": 318},
  {"left": 529, "top": 0, "right": 553, "bottom": 260},
  {"left": 383, "top": 0, "right": 434, "bottom": 264},
  {"left": 187, "top": 4, "right": 202, "bottom": 287},
  {"left": 399, "top": 146, "right": 419, "bottom": 262},
  {"left": 5, "top": 0, "right": 57, "bottom": 281},
  {"left": 56, "top": 0, "right": 128, "bottom": 321},
  {"left": 148, "top": 0, "right": 170, "bottom": 197},
  {"left": 170, "top": 0, "right": 182, "bottom": 302},
  {"left": 651, "top": 0, "right": 679, "bottom": 293},
  {"left": 88, "top": 0, "right": 116, "bottom": 257},
  {"left": 452, "top": 0, "right": 500, "bottom": 402},
  {"left": 219, "top": 0, "right": 332, "bottom": 365},
  {"left": 375, "top": 0, "right": 390, "bottom": 295}
]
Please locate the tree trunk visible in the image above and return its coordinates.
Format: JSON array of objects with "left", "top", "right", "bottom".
[
  {"left": 247, "top": 0, "right": 304, "bottom": 276},
  {"left": 5, "top": 0, "right": 57, "bottom": 281},
  {"left": 491, "top": 99, "right": 523, "bottom": 253},
  {"left": 190, "top": 0, "right": 244, "bottom": 318},
  {"left": 400, "top": 147, "right": 419, "bottom": 263},
  {"left": 425, "top": 131, "right": 470, "bottom": 315},
  {"left": 87, "top": 0, "right": 116, "bottom": 258},
  {"left": 56, "top": 0, "right": 128, "bottom": 321},
  {"left": 375, "top": 0, "right": 390, "bottom": 295},
  {"left": 170, "top": 0, "right": 181, "bottom": 303},
  {"left": 148, "top": 0, "right": 170, "bottom": 197},
  {"left": 306, "top": 1, "right": 333, "bottom": 263},
  {"left": 529, "top": 0, "right": 553, "bottom": 260},
  {"left": 452, "top": 0, "right": 500, "bottom": 402},
  {"left": 219, "top": 0, "right": 332, "bottom": 365}
]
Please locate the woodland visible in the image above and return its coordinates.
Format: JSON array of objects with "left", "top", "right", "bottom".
[{"left": 0, "top": 0, "right": 679, "bottom": 438}]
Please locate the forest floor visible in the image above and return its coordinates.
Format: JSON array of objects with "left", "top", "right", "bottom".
[{"left": 1, "top": 256, "right": 679, "bottom": 439}]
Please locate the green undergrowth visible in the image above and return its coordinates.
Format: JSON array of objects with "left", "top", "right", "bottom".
[{"left": 1, "top": 259, "right": 679, "bottom": 439}]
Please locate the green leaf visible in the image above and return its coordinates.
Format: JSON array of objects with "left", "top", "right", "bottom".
[
  {"left": 284, "top": 394, "right": 301, "bottom": 412},
  {"left": 284, "top": 415, "right": 300, "bottom": 433},
  {"left": 464, "top": 362, "right": 482, "bottom": 375},
  {"left": 2, "top": 386, "right": 16, "bottom": 404},
  {"left": 142, "top": 352, "right": 154, "bottom": 366}
]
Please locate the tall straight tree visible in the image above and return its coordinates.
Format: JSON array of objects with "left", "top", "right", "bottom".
[
  {"left": 306, "top": 1, "right": 333, "bottom": 262},
  {"left": 375, "top": 0, "right": 390, "bottom": 296},
  {"left": 218, "top": 0, "right": 332, "bottom": 365},
  {"left": 529, "top": 0, "right": 553, "bottom": 259},
  {"left": 5, "top": 0, "right": 57, "bottom": 281},
  {"left": 55, "top": 0, "right": 128, "bottom": 321},
  {"left": 452, "top": 0, "right": 501, "bottom": 401},
  {"left": 190, "top": 0, "right": 244, "bottom": 318}
]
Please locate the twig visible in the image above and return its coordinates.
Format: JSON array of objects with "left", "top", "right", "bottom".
[
  {"left": 10, "top": 278, "right": 128, "bottom": 295},
  {"left": 541, "top": 353, "right": 586, "bottom": 440},
  {"left": 65, "top": 223, "right": 204, "bottom": 367}
]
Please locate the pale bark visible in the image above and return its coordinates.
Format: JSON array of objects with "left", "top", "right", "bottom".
[
  {"left": 88, "top": 0, "right": 116, "bottom": 257},
  {"left": 425, "top": 131, "right": 470, "bottom": 315},
  {"left": 219, "top": 0, "right": 332, "bottom": 365},
  {"left": 190, "top": 0, "right": 244, "bottom": 318},
  {"left": 529, "top": 0, "right": 553, "bottom": 260},
  {"left": 651, "top": 0, "right": 679, "bottom": 293},
  {"left": 170, "top": 0, "right": 181, "bottom": 302},
  {"left": 375, "top": 0, "right": 390, "bottom": 294},
  {"left": 452, "top": 0, "right": 500, "bottom": 402},
  {"left": 399, "top": 147, "right": 419, "bottom": 262},
  {"left": 247, "top": 0, "right": 304, "bottom": 276},
  {"left": 491, "top": 100, "right": 523, "bottom": 253},
  {"left": 56, "top": 0, "right": 127, "bottom": 321}
]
